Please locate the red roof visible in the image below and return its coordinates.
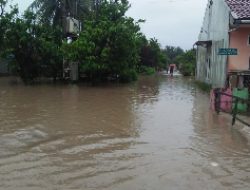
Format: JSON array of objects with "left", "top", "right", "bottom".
[{"left": 226, "top": 0, "right": 250, "bottom": 19}]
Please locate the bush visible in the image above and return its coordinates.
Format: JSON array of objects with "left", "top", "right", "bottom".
[
  {"left": 138, "top": 65, "right": 156, "bottom": 75},
  {"left": 119, "top": 69, "right": 138, "bottom": 83}
]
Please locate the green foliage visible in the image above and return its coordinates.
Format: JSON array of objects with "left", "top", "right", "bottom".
[
  {"left": 0, "top": 1, "right": 18, "bottom": 52},
  {"left": 2, "top": 9, "right": 63, "bottom": 82},
  {"left": 1, "top": 0, "right": 174, "bottom": 83},
  {"left": 62, "top": 0, "right": 141, "bottom": 82},
  {"left": 119, "top": 69, "right": 138, "bottom": 83},
  {"left": 139, "top": 37, "right": 166, "bottom": 72},
  {"left": 29, "top": 0, "right": 94, "bottom": 25},
  {"left": 138, "top": 65, "right": 156, "bottom": 75},
  {"left": 176, "top": 49, "right": 196, "bottom": 76},
  {"left": 0, "top": 0, "right": 8, "bottom": 16},
  {"left": 163, "top": 45, "right": 184, "bottom": 68}
]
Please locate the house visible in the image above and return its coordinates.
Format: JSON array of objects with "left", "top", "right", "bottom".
[{"left": 195, "top": 0, "right": 250, "bottom": 89}]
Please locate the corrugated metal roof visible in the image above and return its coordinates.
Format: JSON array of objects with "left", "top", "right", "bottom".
[{"left": 225, "top": 0, "right": 250, "bottom": 19}]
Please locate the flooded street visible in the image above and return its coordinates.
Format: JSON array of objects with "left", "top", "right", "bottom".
[{"left": 0, "top": 75, "right": 250, "bottom": 190}]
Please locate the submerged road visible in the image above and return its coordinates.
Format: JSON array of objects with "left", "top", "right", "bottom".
[{"left": 0, "top": 75, "right": 250, "bottom": 190}]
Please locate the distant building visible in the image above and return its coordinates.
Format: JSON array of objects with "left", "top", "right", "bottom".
[{"left": 195, "top": 0, "right": 250, "bottom": 88}]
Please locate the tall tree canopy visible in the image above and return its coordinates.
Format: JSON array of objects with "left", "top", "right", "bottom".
[
  {"left": 29, "top": 0, "right": 94, "bottom": 25},
  {"left": 1, "top": 3, "right": 63, "bottom": 82},
  {"left": 1, "top": 0, "right": 169, "bottom": 83},
  {"left": 0, "top": 0, "right": 18, "bottom": 53},
  {"left": 0, "top": 0, "right": 8, "bottom": 16},
  {"left": 163, "top": 45, "right": 184, "bottom": 67},
  {"left": 139, "top": 38, "right": 166, "bottom": 73},
  {"left": 62, "top": 0, "right": 141, "bottom": 82},
  {"left": 176, "top": 49, "right": 196, "bottom": 76}
]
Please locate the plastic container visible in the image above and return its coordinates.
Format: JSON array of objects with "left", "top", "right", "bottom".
[
  {"left": 232, "top": 88, "right": 248, "bottom": 112},
  {"left": 220, "top": 88, "right": 232, "bottom": 112},
  {"left": 210, "top": 88, "right": 232, "bottom": 112}
]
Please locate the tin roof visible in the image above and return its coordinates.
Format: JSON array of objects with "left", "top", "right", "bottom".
[{"left": 225, "top": 0, "right": 250, "bottom": 19}]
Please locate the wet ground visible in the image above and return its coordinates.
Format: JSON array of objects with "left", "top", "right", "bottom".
[{"left": 0, "top": 75, "right": 250, "bottom": 190}]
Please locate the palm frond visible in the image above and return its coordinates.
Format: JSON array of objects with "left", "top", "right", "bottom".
[{"left": 27, "top": 0, "right": 94, "bottom": 25}]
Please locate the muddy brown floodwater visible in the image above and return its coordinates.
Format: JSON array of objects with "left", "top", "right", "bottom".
[{"left": 0, "top": 75, "right": 250, "bottom": 190}]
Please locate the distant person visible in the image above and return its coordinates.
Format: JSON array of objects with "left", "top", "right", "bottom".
[
  {"left": 170, "top": 66, "right": 174, "bottom": 76},
  {"left": 169, "top": 64, "right": 176, "bottom": 76}
]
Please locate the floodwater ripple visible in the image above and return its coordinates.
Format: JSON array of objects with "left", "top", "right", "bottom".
[{"left": 0, "top": 76, "right": 250, "bottom": 190}]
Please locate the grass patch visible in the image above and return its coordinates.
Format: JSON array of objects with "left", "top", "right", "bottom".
[{"left": 194, "top": 80, "right": 212, "bottom": 92}]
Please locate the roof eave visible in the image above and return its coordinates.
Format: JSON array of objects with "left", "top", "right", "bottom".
[
  {"left": 234, "top": 19, "right": 250, "bottom": 25},
  {"left": 194, "top": 40, "right": 212, "bottom": 46}
]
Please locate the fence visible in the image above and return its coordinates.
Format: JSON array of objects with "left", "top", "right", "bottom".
[{"left": 214, "top": 90, "right": 250, "bottom": 127}]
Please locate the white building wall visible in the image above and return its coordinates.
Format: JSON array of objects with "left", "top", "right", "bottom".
[
  {"left": 196, "top": 46, "right": 207, "bottom": 82},
  {"left": 196, "top": 0, "right": 231, "bottom": 88},
  {"left": 199, "top": 0, "right": 210, "bottom": 41}
]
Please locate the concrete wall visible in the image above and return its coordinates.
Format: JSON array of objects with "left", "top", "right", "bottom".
[
  {"left": 196, "top": 0, "right": 230, "bottom": 88},
  {"left": 196, "top": 46, "right": 207, "bottom": 82},
  {"left": 228, "top": 27, "right": 250, "bottom": 71}
]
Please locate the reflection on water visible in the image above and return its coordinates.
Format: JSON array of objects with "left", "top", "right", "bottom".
[{"left": 0, "top": 76, "right": 250, "bottom": 190}]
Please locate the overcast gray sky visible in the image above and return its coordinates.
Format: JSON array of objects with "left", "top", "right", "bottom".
[
  {"left": 12, "top": 0, "right": 207, "bottom": 50},
  {"left": 127, "top": 0, "right": 207, "bottom": 49}
]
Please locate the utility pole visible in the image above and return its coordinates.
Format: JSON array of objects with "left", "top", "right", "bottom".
[{"left": 62, "top": 0, "right": 81, "bottom": 82}]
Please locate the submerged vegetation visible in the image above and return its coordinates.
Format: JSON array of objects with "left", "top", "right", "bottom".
[
  {"left": 194, "top": 80, "right": 212, "bottom": 92},
  {"left": 0, "top": 0, "right": 196, "bottom": 83}
]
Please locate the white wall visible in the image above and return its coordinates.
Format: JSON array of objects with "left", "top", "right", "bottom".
[
  {"left": 199, "top": 0, "right": 230, "bottom": 42},
  {"left": 197, "top": 0, "right": 231, "bottom": 88}
]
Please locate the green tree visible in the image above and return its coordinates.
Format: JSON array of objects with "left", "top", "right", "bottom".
[
  {"left": 163, "top": 45, "right": 184, "bottom": 67},
  {"left": 2, "top": 0, "right": 167, "bottom": 83},
  {"left": 0, "top": 0, "right": 7, "bottom": 16},
  {"left": 29, "top": 0, "right": 94, "bottom": 25},
  {"left": 4, "top": 10, "right": 63, "bottom": 82},
  {"left": 0, "top": 0, "right": 18, "bottom": 52},
  {"left": 0, "top": 0, "right": 8, "bottom": 51},
  {"left": 148, "top": 38, "right": 166, "bottom": 70},
  {"left": 139, "top": 38, "right": 166, "bottom": 74},
  {"left": 62, "top": 0, "right": 141, "bottom": 82},
  {"left": 176, "top": 49, "right": 196, "bottom": 76}
]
